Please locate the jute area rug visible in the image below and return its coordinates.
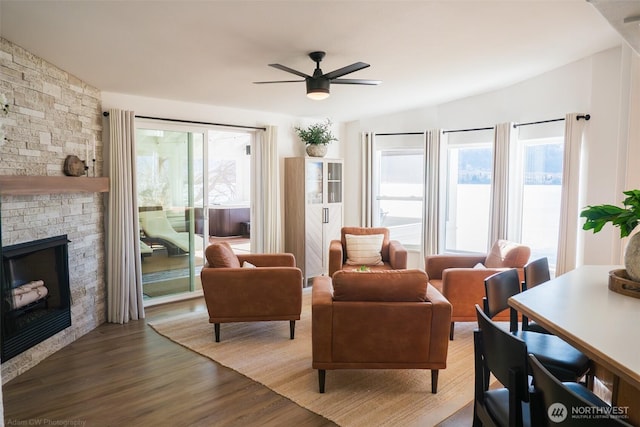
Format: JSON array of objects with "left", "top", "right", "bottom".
[{"left": 148, "top": 290, "right": 476, "bottom": 427}]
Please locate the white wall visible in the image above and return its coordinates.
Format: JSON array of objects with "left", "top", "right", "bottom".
[{"left": 344, "top": 45, "right": 639, "bottom": 267}]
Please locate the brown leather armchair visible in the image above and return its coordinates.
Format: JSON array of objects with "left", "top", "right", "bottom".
[
  {"left": 201, "top": 242, "right": 303, "bottom": 342},
  {"left": 328, "top": 227, "right": 407, "bottom": 277},
  {"left": 311, "top": 269, "right": 452, "bottom": 393},
  {"left": 424, "top": 240, "right": 530, "bottom": 340}
]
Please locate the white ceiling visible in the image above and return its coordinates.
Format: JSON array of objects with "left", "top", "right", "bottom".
[{"left": 0, "top": 1, "right": 630, "bottom": 122}]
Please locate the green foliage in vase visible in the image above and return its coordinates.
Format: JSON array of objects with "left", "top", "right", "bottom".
[
  {"left": 580, "top": 189, "right": 640, "bottom": 238},
  {"left": 294, "top": 119, "right": 337, "bottom": 145}
]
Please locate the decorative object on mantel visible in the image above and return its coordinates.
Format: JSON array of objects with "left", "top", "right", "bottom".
[
  {"left": 63, "top": 155, "right": 88, "bottom": 177},
  {"left": 581, "top": 189, "right": 640, "bottom": 282},
  {"left": 294, "top": 118, "right": 337, "bottom": 157}
]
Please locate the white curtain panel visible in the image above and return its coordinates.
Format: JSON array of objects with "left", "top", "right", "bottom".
[
  {"left": 556, "top": 113, "right": 588, "bottom": 276},
  {"left": 488, "top": 123, "right": 512, "bottom": 247},
  {"left": 106, "top": 109, "right": 144, "bottom": 323},
  {"left": 361, "top": 132, "right": 374, "bottom": 227},
  {"left": 422, "top": 129, "right": 441, "bottom": 256},
  {"left": 251, "top": 125, "right": 281, "bottom": 253}
]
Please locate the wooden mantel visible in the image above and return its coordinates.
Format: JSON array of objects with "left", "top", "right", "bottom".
[{"left": 0, "top": 176, "right": 109, "bottom": 196}]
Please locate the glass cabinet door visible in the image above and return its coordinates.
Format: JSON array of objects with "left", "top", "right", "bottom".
[
  {"left": 306, "top": 160, "right": 323, "bottom": 204},
  {"left": 327, "top": 162, "right": 342, "bottom": 204}
]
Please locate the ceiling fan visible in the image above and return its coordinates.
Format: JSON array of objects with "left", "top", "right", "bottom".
[{"left": 253, "top": 51, "right": 381, "bottom": 100}]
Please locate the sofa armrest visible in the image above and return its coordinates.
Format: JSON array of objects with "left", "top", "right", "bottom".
[
  {"left": 424, "top": 254, "right": 487, "bottom": 280},
  {"left": 237, "top": 253, "right": 296, "bottom": 267},
  {"left": 426, "top": 284, "right": 453, "bottom": 362},
  {"left": 328, "top": 239, "right": 344, "bottom": 277},
  {"left": 388, "top": 240, "right": 408, "bottom": 270},
  {"left": 312, "top": 276, "right": 334, "bottom": 364}
]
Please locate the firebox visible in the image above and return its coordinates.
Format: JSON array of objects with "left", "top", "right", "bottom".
[{"left": 1, "top": 235, "right": 71, "bottom": 361}]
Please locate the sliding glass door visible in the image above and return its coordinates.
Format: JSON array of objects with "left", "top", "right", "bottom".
[
  {"left": 136, "top": 123, "right": 253, "bottom": 303},
  {"left": 136, "top": 127, "right": 205, "bottom": 301}
]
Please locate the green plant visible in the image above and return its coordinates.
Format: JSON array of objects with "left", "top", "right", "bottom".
[
  {"left": 580, "top": 189, "right": 640, "bottom": 238},
  {"left": 294, "top": 119, "right": 337, "bottom": 145}
]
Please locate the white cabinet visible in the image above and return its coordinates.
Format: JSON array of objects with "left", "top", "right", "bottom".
[{"left": 285, "top": 157, "right": 343, "bottom": 283}]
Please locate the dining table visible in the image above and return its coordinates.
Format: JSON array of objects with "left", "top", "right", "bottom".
[{"left": 509, "top": 264, "right": 640, "bottom": 426}]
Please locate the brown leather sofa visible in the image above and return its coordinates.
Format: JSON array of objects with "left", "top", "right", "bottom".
[
  {"left": 201, "top": 242, "right": 303, "bottom": 342},
  {"left": 311, "top": 269, "right": 452, "bottom": 393},
  {"left": 328, "top": 227, "right": 408, "bottom": 277},
  {"left": 424, "top": 240, "right": 530, "bottom": 340}
]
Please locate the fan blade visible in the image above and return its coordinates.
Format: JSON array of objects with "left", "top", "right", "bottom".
[
  {"left": 323, "top": 62, "right": 370, "bottom": 80},
  {"left": 253, "top": 79, "right": 305, "bottom": 84},
  {"left": 332, "top": 79, "right": 381, "bottom": 85},
  {"left": 269, "top": 63, "right": 311, "bottom": 79}
]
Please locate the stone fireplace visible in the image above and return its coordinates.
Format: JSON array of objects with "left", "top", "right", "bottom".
[
  {"left": 0, "top": 37, "right": 107, "bottom": 384},
  {"left": 1, "top": 235, "right": 71, "bottom": 361}
]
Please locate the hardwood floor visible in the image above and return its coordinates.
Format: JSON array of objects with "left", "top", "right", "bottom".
[
  {"left": 2, "top": 298, "right": 335, "bottom": 427},
  {"left": 3, "top": 297, "right": 471, "bottom": 426}
]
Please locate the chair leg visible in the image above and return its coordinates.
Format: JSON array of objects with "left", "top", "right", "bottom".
[
  {"left": 449, "top": 322, "right": 455, "bottom": 340},
  {"left": 214, "top": 323, "right": 221, "bottom": 342},
  {"left": 290, "top": 320, "right": 295, "bottom": 339},
  {"left": 431, "top": 370, "right": 439, "bottom": 393},
  {"left": 318, "top": 369, "right": 326, "bottom": 393}
]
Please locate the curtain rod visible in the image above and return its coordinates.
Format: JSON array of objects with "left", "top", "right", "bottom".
[
  {"left": 102, "top": 112, "right": 267, "bottom": 131},
  {"left": 374, "top": 132, "right": 425, "bottom": 136},
  {"left": 442, "top": 114, "right": 591, "bottom": 133},
  {"left": 513, "top": 114, "right": 590, "bottom": 128},
  {"left": 442, "top": 126, "right": 494, "bottom": 134}
]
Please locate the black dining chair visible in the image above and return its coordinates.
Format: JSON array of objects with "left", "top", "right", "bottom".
[
  {"left": 483, "top": 268, "right": 591, "bottom": 383},
  {"left": 474, "top": 304, "right": 532, "bottom": 427},
  {"left": 522, "top": 257, "right": 552, "bottom": 333},
  {"left": 528, "top": 354, "right": 633, "bottom": 426}
]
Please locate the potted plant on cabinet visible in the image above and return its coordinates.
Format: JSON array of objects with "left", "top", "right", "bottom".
[
  {"left": 580, "top": 189, "right": 640, "bottom": 282},
  {"left": 294, "top": 118, "right": 337, "bottom": 157}
]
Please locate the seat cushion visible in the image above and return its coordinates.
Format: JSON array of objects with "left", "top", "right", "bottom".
[
  {"left": 205, "top": 242, "right": 240, "bottom": 268},
  {"left": 332, "top": 269, "right": 428, "bottom": 302},
  {"left": 516, "top": 331, "right": 590, "bottom": 382},
  {"left": 485, "top": 240, "right": 531, "bottom": 268},
  {"left": 484, "top": 388, "right": 532, "bottom": 427},
  {"left": 344, "top": 233, "right": 385, "bottom": 265}
]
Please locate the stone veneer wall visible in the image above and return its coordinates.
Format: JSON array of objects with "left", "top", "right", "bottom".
[{"left": 0, "top": 37, "right": 106, "bottom": 383}]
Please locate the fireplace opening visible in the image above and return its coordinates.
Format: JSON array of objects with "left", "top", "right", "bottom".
[{"left": 1, "top": 235, "right": 71, "bottom": 362}]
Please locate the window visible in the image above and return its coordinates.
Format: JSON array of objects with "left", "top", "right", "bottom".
[
  {"left": 372, "top": 135, "right": 424, "bottom": 248},
  {"left": 443, "top": 130, "right": 494, "bottom": 253},
  {"left": 509, "top": 136, "right": 564, "bottom": 274}
]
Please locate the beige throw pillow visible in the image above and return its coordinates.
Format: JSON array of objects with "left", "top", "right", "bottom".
[
  {"left": 345, "top": 233, "right": 385, "bottom": 266},
  {"left": 485, "top": 239, "right": 531, "bottom": 268}
]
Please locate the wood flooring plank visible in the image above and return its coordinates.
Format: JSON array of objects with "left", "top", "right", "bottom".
[{"left": 3, "top": 298, "right": 335, "bottom": 427}]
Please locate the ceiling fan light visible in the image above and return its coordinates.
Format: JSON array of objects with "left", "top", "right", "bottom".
[
  {"left": 307, "top": 89, "right": 330, "bottom": 100},
  {"left": 306, "top": 78, "right": 330, "bottom": 100}
]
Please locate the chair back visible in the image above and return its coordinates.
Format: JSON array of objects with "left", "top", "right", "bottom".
[
  {"left": 523, "top": 257, "right": 551, "bottom": 291},
  {"left": 528, "top": 354, "right": 632, "bottom": 427},
  {"left": 483, "top": 268, "right": 521, "bottom": 332},
  {"left": 474, "top": 304, "right": 530, "bottom": 426}
]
